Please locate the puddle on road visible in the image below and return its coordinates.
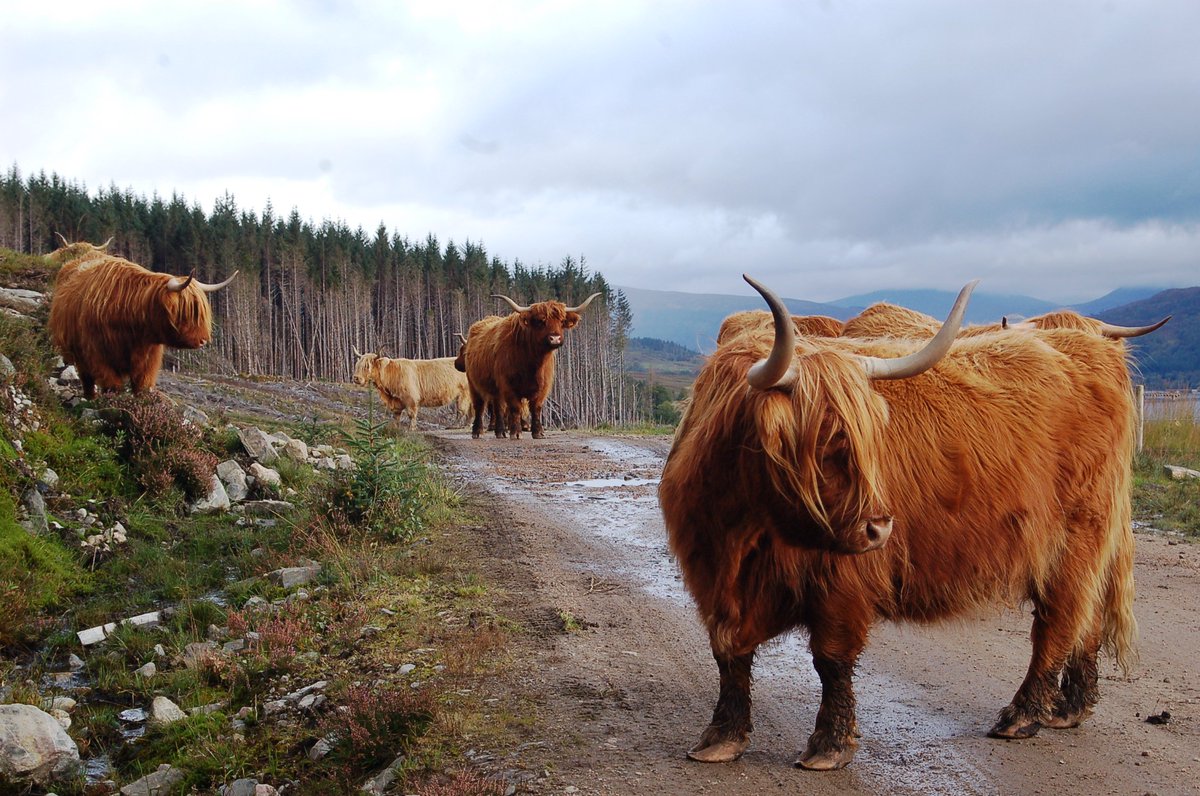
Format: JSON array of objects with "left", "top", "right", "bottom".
[
  {"left": 452, "top": 437, "right": 997, "bottom": 794},
  {"left": 564, "top": 477, "right": 659, "bottom": 489}
]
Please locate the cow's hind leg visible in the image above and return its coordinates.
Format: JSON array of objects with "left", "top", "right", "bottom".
[
  {"left": 80, "top": 371, "right": 96, "bottom": 400},
  {"left": 990, "top": 556, "right": 1098, "bottom": 739},
  {"left": 1045, "top": 623, "right": 1101, "bottom": 729},
  {"left": 688, "top": 650, "right": 754, "bottom": 763}
]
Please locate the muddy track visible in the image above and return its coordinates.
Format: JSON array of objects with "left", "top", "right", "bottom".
[
  {"left": 153, "top": 372, "right": 1200, "bottom": 795},
  {"left": 429, "top": 429, "right": 1200, "bottom": 796}
]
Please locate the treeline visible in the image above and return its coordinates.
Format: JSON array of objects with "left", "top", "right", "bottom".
[
  {"left": 0, "top": 165, "right": 649, "bottom": 426},
  {"left": 629, "top": 337, "right": 701, "bottom": 361}
]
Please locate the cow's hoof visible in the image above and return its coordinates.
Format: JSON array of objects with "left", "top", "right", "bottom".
[
  {"left": 686, "top": 737, "right": 748, "bottom": 763},
  {"left": 988, "top": 718, "right": 1041, "bottom": 739},
  {"left": 532, "top": 432, "right": 545, "bottom": 439},
  {"left": 795, "top": 743, "right": 855, "bottom": 770},
  {"left": 1042, "top": 708, "right": 1090, "bottom": 730}
]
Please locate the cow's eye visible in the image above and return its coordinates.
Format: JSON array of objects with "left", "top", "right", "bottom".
[{"left": 531, "top": 317, "right": 545, "bottom": 328}]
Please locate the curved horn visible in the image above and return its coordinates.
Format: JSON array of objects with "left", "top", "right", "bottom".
[
  {"left": 100, "top": 237, "right": 114, "bottom": 249},
  {"left": 352, "top": 345, "right": 364, "bottom": 358},
  {"left": 193, "top": 270, "right": 239, "bottom": 292},
  {"left": 492, "top": 294, "right": 530, "bottom": 313},
  {"left": 166, "top": 273, "right": 194, "bottom": 293},
  {"left": 857, "top": 280, "right": 979, "bottom": 380},
  {"left": 565, "top": 292, "right": 602, "bottom": 314},
  {"left": 1098, "top": 316, "right": 1171, "bottom": 339},
  {"left": 744, "top": 274, "right": 797, "bottom": 390},
  {"left": 55, "top": 232, "right": 69, "bottom": 247},
  {"left": 454, "top": 332, "right": 468, "bottom": 344}
]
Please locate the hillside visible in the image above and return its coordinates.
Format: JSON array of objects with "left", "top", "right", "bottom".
[
  {"left": 1099, "top": 286, "right": 1200, "bottom": 388},
  {"left": 620, "top": 283, "right": 1184, "bottom": 353},
  {"left": 617, "top": 285, "right": 854, "bottom": 352},
  {"left": 622, "top": 337, "right": 706, "bottom": 393},
  {"left": 621, "top": 283, "right": 1200, "bottom": 389}
]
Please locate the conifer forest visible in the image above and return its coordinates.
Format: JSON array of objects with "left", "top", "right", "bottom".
[{"left": 1, "top": 166, "right": 651, "bottom": 427}]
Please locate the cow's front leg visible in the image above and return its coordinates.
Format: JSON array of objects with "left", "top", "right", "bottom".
[
  {"left": 688, "top": 650, "right": 754, "bottom": 762},
  {"left": 798, "top": 655, "right": 859, "bottom": 770},
  {"left": 529, "top": 401, "right": 545, "bottom": 439}
]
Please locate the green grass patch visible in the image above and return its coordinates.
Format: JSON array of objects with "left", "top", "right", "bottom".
[{"left": 1134, "top": 408, "right": 1200, "bottom": 537}]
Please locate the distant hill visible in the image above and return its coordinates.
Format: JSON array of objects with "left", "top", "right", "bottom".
[
  {"left": 619, "top": 283, "right": 1200, "bottom": 390},
  {"left": 827, "top": 289, "right": 1059, "bottom": 323},
  {"left": 1098, "top": 287, "right": 1200, "bottom": 389},
  {"left": 623, "top": 337, "right": 706, "bottom": 392},
  {"left": 618, "top": 285, "right": 855, "bottom": 352},
  {"left": 1072, "top": 287, "right": 1165, "bottom": 315}
]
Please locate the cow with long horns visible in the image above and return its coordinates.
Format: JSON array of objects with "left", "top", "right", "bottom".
[
  {"left": 47, "top": 237, "right": 237, "bottom": 399},
  {"left": 465, "top": 292, "right": 601, "bottom": 439},
  {"left": 659, "top": 275, "right": 1137, "bottom": 771}
]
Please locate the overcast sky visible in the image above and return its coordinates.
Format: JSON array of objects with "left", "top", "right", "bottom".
[{"left": 4, "top": 0, "right": 1199, "bottom": 303}]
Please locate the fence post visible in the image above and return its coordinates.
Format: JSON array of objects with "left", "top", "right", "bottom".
[{"left": 1135, "top": 384, "right": 1144, "bottom": 453}]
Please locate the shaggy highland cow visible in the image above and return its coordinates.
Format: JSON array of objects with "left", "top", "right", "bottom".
[{"left": 47, "top": 237, "right": 236, "bottom": 399}]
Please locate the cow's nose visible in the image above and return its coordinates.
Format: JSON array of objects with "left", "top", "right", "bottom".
[
  {"left": 862, "top": 516, "right": 893, "bottom": 551},
  {"left": 549, "top": 334, "right": 563, "bottom": 346}
]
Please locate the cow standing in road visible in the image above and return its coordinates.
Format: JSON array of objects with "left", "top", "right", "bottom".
[
  {"left": 464, "top": 292, "right": 601, "bottom": 439},
  {"left": 659, "top": 275, "right": 1137, "bottom": 771}
]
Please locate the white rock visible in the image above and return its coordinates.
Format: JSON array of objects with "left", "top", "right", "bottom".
[
  {"left": 238, "top": 427, "right": 279, "bottom": 464},
  {"left": 58, "top": 365, "right": 79, "bottom": 383},
  {"left": 148, "top": 696, "right": 187, "bottom": 728},
  {"left": 217, "top": 460, "right": 250, "bottom": 502},
  {"left": 190, "top": 475, "right": 231, "bottom": 514},
  {"left": 119, "top": 763, "right": 184, "bottom": 796},
  {"left": 134, "top": 662, "right": 156, "bottom": 679},
  {"left": 248, "top": 462, "right": 281, "bottom": 489},
  {"left": 0, "top": 703, "right": 82, "bottom": 786},
  {"left": 283, "top": 437, "right": 309, "bottom": 462},
  {"left": 1165, "top": 464, "right": 1200, "bottom": 480}
]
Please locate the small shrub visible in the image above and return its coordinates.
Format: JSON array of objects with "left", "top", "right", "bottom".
[
  {"left": 96, "top": 393, "right": 218, "bottom": 499},
  {"left": 323, "top": 681, "right": 433, "bottom": 771},
  {"left": 412, "top": 771, "right": 506, "bottom": 796},
  {"left": 319, "top": 417, "right": 432, "bottom": 542}
]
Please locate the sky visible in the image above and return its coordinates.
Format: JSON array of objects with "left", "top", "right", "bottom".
[{"left": 3, "top": 0, "right": 1199, "bottom": 304}]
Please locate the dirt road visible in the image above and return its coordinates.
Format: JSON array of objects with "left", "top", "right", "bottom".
[{"left": 430, "top": 429, "right": 1200, "bottom": 796}]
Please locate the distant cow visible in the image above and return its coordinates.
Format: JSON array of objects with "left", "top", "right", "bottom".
[
  {"left": 465, "top": 292, "right": 601, "bottom": 439},
  {"left": 659, "top": 275, "right": 1136, "bottom": 771},
  {"left": 1003, "top": 310, "right": 1170, "bottom": 338},
  {"left": 352, "top": 348, "right": 472, "bottom": 429},
  {"left": 843, "top": 302, "right": 1169, "bottom": 341},
  {"left": 716, "top": 311, "right": 844, "bottom": 345},
  {"left": 47, "top": 237, "right": 237, "bottom": 399}
]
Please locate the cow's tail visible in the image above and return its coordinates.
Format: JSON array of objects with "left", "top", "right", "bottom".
[
  {"left": 1101, "top": 522, "right": 1138, "bottom": 676},
  {"left": 1100, "top": 440, "right": 1138, "bottom": 676}
]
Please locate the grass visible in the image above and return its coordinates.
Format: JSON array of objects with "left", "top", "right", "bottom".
[
  {"left": 1134, "top": 402, "right": 1200, "bottom": 536},
  {"left": 0, "top": 250, "right": 522, "bottom": 795}
]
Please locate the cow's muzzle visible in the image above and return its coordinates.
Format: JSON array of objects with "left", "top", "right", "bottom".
[
  {"left": 860, "top": 516, "right": 893, "bottom": 552},
  {"left": 547, "top": 334, "right": 564, "bottom": 348}
]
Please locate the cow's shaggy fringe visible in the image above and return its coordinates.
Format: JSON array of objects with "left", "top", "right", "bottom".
[
  {"left": 661, "top": 322, "right": 1139, "bottom": 765},
  {"left": 48, "top": 243, "right": 217, "bottom": 396}
]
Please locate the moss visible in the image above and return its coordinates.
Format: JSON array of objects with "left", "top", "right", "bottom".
[{"left": 0, "top": 490, "right": 87, "bottom": 644}]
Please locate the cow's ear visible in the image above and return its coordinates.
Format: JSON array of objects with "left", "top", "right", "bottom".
[{"left": 563, "top": 312, "right": 582, "bottom": 329}]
